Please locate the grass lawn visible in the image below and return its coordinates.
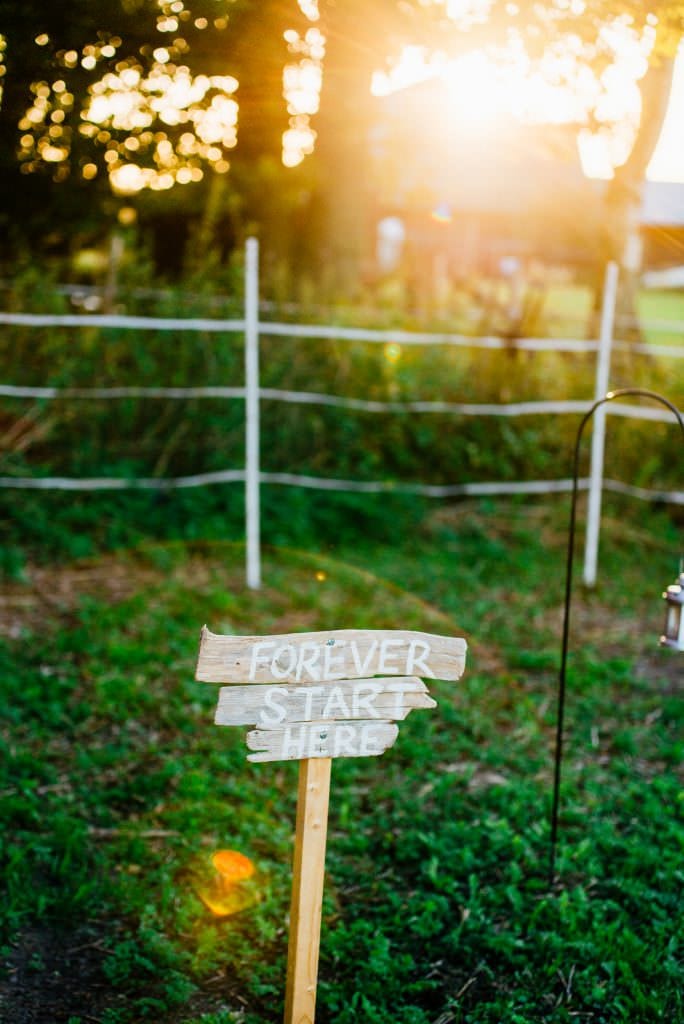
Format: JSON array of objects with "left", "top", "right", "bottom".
[
  {"left": 539, "top": 283, "right": 684, "bottom": 346},
  {"left": 637, "top": 291, "right": 684, "bottom": 346},
  {"left": 0, "top": 497, "right": 682, "bottom": 1023}
]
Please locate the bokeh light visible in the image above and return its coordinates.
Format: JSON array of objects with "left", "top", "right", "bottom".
[
  {"left": 282, "top": 7, "right": 325, "bottom": 167},
  {"left": 21, "top": 1, "right": 330, "bottom": 186},
  {"left": 0, "top": 36, "right": 7, "bottom": 110},
  {"left": 19, "top": 8, "right": 239, "bottom": 193}
]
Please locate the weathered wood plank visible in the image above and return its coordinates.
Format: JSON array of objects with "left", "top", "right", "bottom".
[
  {"left": 214, "top": 676, "right": 435, "bottom": 727},
  {"left": 196, "top": 627, "right": 466, "bottom": 684},
  {"left": 245, "top": 720, "right": 399, "bottom": 763}
]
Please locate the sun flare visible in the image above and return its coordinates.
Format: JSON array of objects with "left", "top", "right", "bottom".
[
  {"left": 17, "top": 1, "right": 684, "bottom": 191},
  {"left": 370, "top": 20, "right": 660, "bottom": 180}
]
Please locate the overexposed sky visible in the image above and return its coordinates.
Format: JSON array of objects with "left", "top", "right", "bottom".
[{"left": 647, "top": 50, "right": 684, "bottom": 182}]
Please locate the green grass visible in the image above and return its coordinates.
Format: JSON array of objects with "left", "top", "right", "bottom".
[
  {"left": 541, "top": 284, "right": 594, "bottom": 337},
  {"left": 1, "top": 497, "right": 682, "bottom": 1022},
  {"left": 637, "top": 290, "right": 684, "bottom": 347},
  {"left": 539, "top": 283, "right": 684, "bottom": 347}
]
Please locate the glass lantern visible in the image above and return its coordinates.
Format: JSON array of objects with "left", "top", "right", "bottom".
[{"left": 660, "top": 565, "right": 684, "bottom": 651}]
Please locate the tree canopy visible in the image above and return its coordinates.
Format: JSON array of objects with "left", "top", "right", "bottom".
[{"left": 0, "top": 0, "right": 681, "bottom": 276}]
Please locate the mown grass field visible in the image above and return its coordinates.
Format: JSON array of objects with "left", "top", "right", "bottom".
[
  {"left": 535, "top": 284, "right": 684, "bottom": 347},
  {"left": 1, "top": 494, "right": 682, "bottom": 1023}
]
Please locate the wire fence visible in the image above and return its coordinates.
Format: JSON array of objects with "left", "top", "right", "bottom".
[{"left": 1, "top": 240, "right": 683, "bottom": 588}]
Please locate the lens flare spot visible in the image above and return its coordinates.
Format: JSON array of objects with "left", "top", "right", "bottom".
[
  {"left": 195, "top": 849, "right": 259, "bottom": 917},
  {"left": 212, "top": 849, "right": 255, "bottom": 881},
  {"left": 430, "top": 202, "right": 452, "bottom": 224}
]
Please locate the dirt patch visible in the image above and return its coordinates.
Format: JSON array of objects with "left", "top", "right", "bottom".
[
  {"left": 0, "top": 922, "right": 247, "bottom": 1024},
  {"left": 0, "top": 549, "right": 247, "bottom": 639},
  {"left": 0, "top": 556, "right": 162, "bottom": 639},
  {"left": 634, "top": 649, "right": 682, "bottom": 693},
  {"left": 0, "top": 543, "right": 466, "bottom": 643},
  {"left": 0, "top": 924, "right": 119, "bottom": 1023}
]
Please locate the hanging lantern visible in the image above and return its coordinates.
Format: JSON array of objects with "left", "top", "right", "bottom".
[{"left": 660, "top": 565, "right": 684, "bottom": 651}]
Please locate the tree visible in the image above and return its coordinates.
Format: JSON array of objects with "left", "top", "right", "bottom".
[
  {"left": 499, "top": 1, "right": 682, "bottom": 331},
  {"left": 599, "top": 17, "right": 679, "bottom": 333},
  {"left": 0, "top": 0, "right": 312, "bottom": 261},
  {"left": 0, "top": 0, "right": 681, "bottom": 302},
  {"left": 309, "top": 1, "right": 683, "bottom": 310}
]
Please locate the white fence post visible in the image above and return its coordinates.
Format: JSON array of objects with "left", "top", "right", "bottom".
[
  {"left": 245, "top": 237, "right": 261, "bottom": 590},
  {"left": 583, "top": 261, "right": 619, "bottom": 587}
]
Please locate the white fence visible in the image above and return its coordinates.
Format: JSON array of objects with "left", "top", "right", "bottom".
[{"left": 1, "top": 238, "right": 683, "bottom": 589}]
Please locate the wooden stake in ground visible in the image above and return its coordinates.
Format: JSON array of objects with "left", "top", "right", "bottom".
[
  {"left": 284, "top": 757, "right": 332, "bottom": 1024},
  {"left": 196, "top": 626, "right": 467, "bottom": 1023}
]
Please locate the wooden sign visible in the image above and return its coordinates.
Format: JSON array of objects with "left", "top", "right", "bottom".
[
  {"left": 215, "top": 676, "right": 436, "bottom": 725},
  {"left": 215, "top": 676, "right": 436, "bottom": 762},
  {"left": 195, "top": 625, "right": 467, "bottom": 1024},
  {"left": 196, "top": 627, "right": 466, "bottom": 686},
  {"left": 246, "top": 720, "right": 401, "bottom": 762}
]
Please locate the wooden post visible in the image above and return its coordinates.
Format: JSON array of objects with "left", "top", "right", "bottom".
[
  {"left": 284, "top": 757, "right": 332, "bottom": 1024},
  {"left": 102, "top": 231, "right": 125, "bottom": 313},
  {"left": 244, "top": 236, "right": 261, "bottom": 590},
  {"left": 583, "top": 260, "right": 618, "bottom": 588}
]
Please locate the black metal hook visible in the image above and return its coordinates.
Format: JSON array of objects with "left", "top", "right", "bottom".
[{"left": 548, "top": 387, "right": 684, "bottom": 887}]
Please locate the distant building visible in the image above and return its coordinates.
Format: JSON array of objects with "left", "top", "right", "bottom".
[
  {"left": 640, "top": 181, "right": 684, "bottom": 270},
  {"left": 368, "top": 77, "right": 684, "bottom": 287},
  {"left": 368, "top": 76, "right": 601, "bottom": 286}
]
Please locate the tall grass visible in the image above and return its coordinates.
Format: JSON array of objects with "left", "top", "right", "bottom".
[{"left": 0, "top": 278, "right": 682, "bottom": 512}]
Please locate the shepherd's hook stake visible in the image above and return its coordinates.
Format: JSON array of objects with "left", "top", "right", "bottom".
[{"left": 548, "top": 387, "right": 684, "bottom": 887}]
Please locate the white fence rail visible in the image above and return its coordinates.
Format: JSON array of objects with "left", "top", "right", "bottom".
[
  {"left": 0, "top": 385, "right": 678, "bottom": 423},
  {"left": 1, "top": 241, "right": 683, "bottom": 588}
]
